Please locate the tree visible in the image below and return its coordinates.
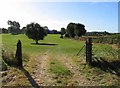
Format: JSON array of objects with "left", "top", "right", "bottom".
[
  {"left": 21, "top": 27, "right": 26, "bottom": 34},
  {"left": 0, "top": 28, "right": 1, "bottom": 34},
  {"left": 52, "top": 30, "right": 58, "bottom": 34},
  {"left": 25, "top": 22, "right": 47, "bottom": 44},
  {"left": 74, "top": 23, "right": 86, "bottom": 37},
  {"left": 43, "top": 26, "right": 49, "bottom": 36},
  {"left": 0, "top": 28, "right": 8, "bottom": 33},
  {"left": 7, "top": 20, "right": 20, "bottom": 34},
  {"left": 66, "top": 22, "right": 86, "bottom": 38},
  {"left": 60, "top": 27, "right": 66, "bottom": 38},
  {"left": 66, "top": 22, "right": 75, "bottom": 38}
]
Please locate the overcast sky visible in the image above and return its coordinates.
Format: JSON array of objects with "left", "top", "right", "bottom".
[{"left": 0, "top": 0, "right": 119, "bottom": 33}]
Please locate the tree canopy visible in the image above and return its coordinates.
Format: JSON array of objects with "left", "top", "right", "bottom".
[
  {"left": 0, "top": 28, "right": 8, "bottom": 34},
  {"left": 25, "top": 22, "right": 47, "bottom": 44},
  {"left": 7, "top": 20, "right": 20, "bottom": 35},
  {"left": 74, "top": 23, "right": 86, "bottom": 37},
  {"left": 66, "top": 22, "right": 86, "bottom": 38},
  {"left": 66, "top": 23, "right": 75, "bottom": 38},
  {"left": 60, "top": 27, "right": 66, "bottom": 38}
]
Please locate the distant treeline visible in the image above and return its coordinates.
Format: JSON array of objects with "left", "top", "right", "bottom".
[
  {"left": 0, "top": 20, "right": 119, "bottom": 45},
  {"left": 0, "top": 21, "right": 87, "bottom": 38},
  {"left": 85, "top": 31, "right": 120, "bottom": 36},
  {"left": 0, "top": 20, "right": 61, "bottom": 34},
  {"left": 0, "top": 27, "right": 61, "bottom": 34}
]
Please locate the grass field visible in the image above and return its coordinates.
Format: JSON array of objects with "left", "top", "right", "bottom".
[
  {"left": 1, "top": 34, "right": 120, "bottom": 86},
  {"left": 2, "top": 34, "right": 85, "bottom": 56},
  {"left": 2, "top": 34, "right": 118, "bottom": 57}
]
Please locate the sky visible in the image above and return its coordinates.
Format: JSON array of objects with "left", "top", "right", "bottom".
[{"left": 0, "top": 1, "right": 119, "bottom": 33}]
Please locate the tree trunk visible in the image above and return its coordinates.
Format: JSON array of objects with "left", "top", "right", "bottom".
[
  {"left": 36, "top": 40, "right": 38, "bottom": 44},
  {"left": 60, "top": 35, "right": 63, "bottom": 38}
]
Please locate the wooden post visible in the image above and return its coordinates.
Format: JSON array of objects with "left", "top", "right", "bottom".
[
  {"left": 86, "top": 38, "right": 92, "bottom": 66},
  {"left": 15, "top": 40, "right": 23, "bottom": 68}
]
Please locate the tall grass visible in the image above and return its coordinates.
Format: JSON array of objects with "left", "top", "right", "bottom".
[{"left": 2, "top": 49, "right": 29, "bottom": 67}]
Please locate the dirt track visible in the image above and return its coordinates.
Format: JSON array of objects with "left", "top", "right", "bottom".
[{"left": 30, "top": 53, "right": 95, "bottom": 86}]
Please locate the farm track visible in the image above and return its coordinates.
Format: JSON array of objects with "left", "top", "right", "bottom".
[
  {"left": 32, "top": 53, "right": 57, "bottom": 86},
  {"left": 31, "top": 53, "right": 97, "bottom": 86}
]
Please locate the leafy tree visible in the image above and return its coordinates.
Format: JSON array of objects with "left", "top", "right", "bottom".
[
  {"left": 60, "top": 27, "right": 66, "bottom": 38},
  {"left": 66, "top": 22, "right": 75, "bottom": 38},
  {"left": 66, "top": 22, "right": 86, "bottom": 38},
  {"left": 0, "top": 28, "right": 8, "bottom": 33},
  {"left": 74, "top": 23, "right": 86, "bottom": 37},
  {"left": 21, "top": 27, "right": 26, "bottom": 34},
  {"left": 7, "top": 20, "right": 20, "bottom": 34},
  {"left": 43, "top": 26, "right": 49, "bottom": 36},
  {"left": 0, "top": 29, "right": 1, "bottom": 34},
  {"left": 52, "top": 30, "right": 58, "bottom": 34},
  {"left": 25, "top": 22, "right": 47, "bottom": 44}
]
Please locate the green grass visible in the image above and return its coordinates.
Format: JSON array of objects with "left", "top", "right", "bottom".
[
  {"left": 92, "top": 43, "right": 119, "bottom": 61},
  {"left": 2, "top": 34, "right": 118, "bottom": 60},
  {"left": 49, "top": 58, "right": 71, "bottom": 76},
  {"left": 49, "top": 57, "right": 71, "bottom": 85},
  {"left": 2, "top": 34, "right": 85, "bottom": 56}
]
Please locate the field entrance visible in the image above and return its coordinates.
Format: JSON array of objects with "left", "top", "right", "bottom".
[{"left": 2, "top": 34, "right": 120, "bottom": 86}]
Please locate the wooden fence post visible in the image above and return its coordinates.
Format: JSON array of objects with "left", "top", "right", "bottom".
[
  {"left": 15, "top": 40, "right": 23, "bottom": 68},
  {"left": 86, "top": 38, "right": 92, "bottom": 66}
]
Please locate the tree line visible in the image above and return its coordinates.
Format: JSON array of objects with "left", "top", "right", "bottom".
[
  {"left": 0, "top": 20, "right": 61, "bottom": 34},
  {"left": 0, "top": 20, "right": 87, "bottom": 44},
  {"left": 1, "top": 20, "right": 118, "bottom": 45}
]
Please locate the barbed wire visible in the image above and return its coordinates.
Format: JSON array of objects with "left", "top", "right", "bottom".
[{"left": 72, "top": 45, "right": 85, "bottom": 58}]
